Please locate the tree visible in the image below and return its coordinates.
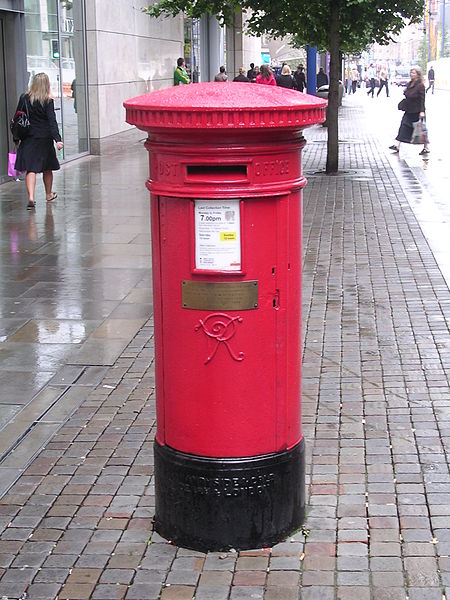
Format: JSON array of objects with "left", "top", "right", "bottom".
[
  {"left": 145, "top": 0, "right": 424, "bottom": 174},
  {"left": 418, "top": 33, "right": 428, "bottom": 74}
]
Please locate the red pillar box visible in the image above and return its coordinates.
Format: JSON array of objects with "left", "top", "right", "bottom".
[{"left": 124, "top": 83, "right": 326, "bottom": 552}]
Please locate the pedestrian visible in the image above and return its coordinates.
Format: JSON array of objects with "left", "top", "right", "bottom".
[
  {"left": 426, "top": 65, "right": 435, "bottom": 94},
  {"left": 214, "top": 66, "right": 228, "bottom": 82},
  {"left": 294, "top": 64, "right": 307, "bottom": 91},
  {"left": 233, "top": 67, "right": 250, "bottom": 82},
  {"left": 366, "top": 63, "right": 376, "bottom": 97},
  {"left": 71, "top": 79, "right": 77, "bottom": 112},
  {"left": 247, "top": 63, "right": 256, "bottom": 80},
  {"left": 316, "top": 67, "right": 328, "bottom": 89},
  {"left": 350, "top": 68, "right": 359, "bottom": 94},
  {"left": 255, "top": 64, "right": 276, "bottom": 86},
  {"left": 389, "top": 66, "right": 430, "bottom": 156},
  {"left": 276, "top": 65, "right": 297, "bottom": 89},
  {"left": 377, "top": 69, "right": 389, "bottom": 97},
  {"left": 174, "top": 57, "right": 190, "bottom": 85},
  {"left": 13, "top": 72, "right": 63, "bottom": 210}
]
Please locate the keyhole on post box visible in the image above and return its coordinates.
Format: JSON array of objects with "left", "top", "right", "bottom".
[{"left": 273, "top": 290, "right": 280, "bottom": 309}]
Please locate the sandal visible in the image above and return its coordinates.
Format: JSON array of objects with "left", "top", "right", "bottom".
[
  {"left": 26, "top": 201, "right": 35, "bottom": 210},
  {"left": 46, "top": 193, "right": 57, "bottom": 202}
]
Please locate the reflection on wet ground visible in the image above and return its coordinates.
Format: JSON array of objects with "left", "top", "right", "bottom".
[
  {"left": 344, "top": 89, "right": 450, "bottom": 290},
  {"left": 0, "top": 143, "right": 152, "bottom": 490}
]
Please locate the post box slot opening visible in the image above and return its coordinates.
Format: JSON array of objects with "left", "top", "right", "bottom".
[{"left": 187, "top": 164, "right": 248, "bottom": 181}]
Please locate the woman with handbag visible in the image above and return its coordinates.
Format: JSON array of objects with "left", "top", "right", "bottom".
[
  {"left": 14, "top": 73, "right": 64, "bottom": 209},
  {"left": 389, "top": 67, "right": 429, "bottom": 156}
]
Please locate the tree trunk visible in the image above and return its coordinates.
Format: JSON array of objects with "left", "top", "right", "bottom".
[{"left": 326, "top": 2, "right": 340, "bottom": 174}]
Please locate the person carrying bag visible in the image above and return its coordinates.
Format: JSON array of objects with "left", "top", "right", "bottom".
[
  {"left": 411, "top": 118, "right": 429, "bottom": 145},
  {"left": 13, "top": 72, "right": 64, "bottom": 209},
  {"left": 389, "top": 66, "right": 430, "bottom": 156}
]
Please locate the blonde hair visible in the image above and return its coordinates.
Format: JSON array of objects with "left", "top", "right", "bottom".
[
  {"left": 28, "top": 72, "right": 51, "bottom": 105},
  {"left": 281, "top": 65, "right": 291, "bottom": 76},
  {"left": 239, "top": 67, "right": 246, "bottom": 75},
  {"left": 410, "top": 66, "right": 423, "bottom": 84}
]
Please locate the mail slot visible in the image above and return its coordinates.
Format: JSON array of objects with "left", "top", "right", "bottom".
[
  {"left": 124, "top": 82, "right": 326, "bottom": 551},
  {"left": 186, "top": 164, "right": 248, "bottom": 179}
]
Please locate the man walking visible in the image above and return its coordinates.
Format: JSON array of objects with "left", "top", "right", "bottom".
[
  {"left": 426, "top": 66, "right": 435, "bottom": 94},
  {"left": 294, "top": 65, "right": 307, "bottom": 91},
  {"left": 366, "top": 63, "right": 376, "bottom": 97},
  {"left": 377, "top": 69, "right": 389, "bottom": 97}
]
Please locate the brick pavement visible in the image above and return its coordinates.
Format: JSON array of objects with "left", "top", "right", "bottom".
[{"left": 0, "top": 96, "right": 449, "bottom": 599}]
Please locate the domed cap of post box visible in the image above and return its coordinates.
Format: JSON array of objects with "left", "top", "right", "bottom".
[{"left": 124, "top": 82, "right": 327, "bottom": 131}]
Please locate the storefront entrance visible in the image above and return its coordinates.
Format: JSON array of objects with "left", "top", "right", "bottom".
[
  {"left": 0, "top": 1, "right": 89, "bottom": 182},
  {"left": 24, "top": 0, "right": 88, "bottom": 161}
]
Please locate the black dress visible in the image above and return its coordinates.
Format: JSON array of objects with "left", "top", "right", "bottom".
[
  {"left": 396, "top": 82, "right": 425, "bottom": 143},
  {"left": 15, "top": 94, "right": 61, "bottom": 173}
]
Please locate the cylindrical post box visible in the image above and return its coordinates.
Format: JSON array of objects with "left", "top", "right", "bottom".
[{"left": 124, "top": 83, "right": 326, "bottom": 551}]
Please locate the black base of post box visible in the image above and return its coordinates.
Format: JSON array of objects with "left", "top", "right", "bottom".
[{"left": 153, "top": 439, "right": 305, "bottom": 552}]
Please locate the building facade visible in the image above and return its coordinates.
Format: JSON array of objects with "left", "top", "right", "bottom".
[{"left": 1, "top": 0, "right": 261, "bottom": 183}]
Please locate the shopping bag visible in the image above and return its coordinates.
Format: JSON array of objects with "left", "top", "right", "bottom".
[
  {"left": 411, "top": 119, "right": 428, "bottom": 145},
  {"left": 7, "top": 152, "right": 24, "bottom": 178}
]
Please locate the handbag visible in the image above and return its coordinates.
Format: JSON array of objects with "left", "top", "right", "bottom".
[
  {"left": 411, "top": 119, "right": 428, "bottom": 145},
  {"left": 398, "top": 98, "right": 407, "bottom": 111},
  {"left": 10, "top": 96, "right": 30, "bottom": 141},
  {"left": 7, "top": 152, "right": 24, "bottom": 178}
]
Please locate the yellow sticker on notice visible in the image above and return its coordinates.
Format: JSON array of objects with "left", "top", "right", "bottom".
[{"left": 220, "top": 232, "right": 236, "bottom": 241}]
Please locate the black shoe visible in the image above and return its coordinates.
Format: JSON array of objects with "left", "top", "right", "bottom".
[
  {"left": 389, "top": 145, "right": 399, "bottom": 152},
  {"left": 419, "top": 148, "right": 430, "bottom": 155}
]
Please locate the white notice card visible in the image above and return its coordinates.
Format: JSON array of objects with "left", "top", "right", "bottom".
[{"left": 194, "top": 200, "right": 241, "bottom": 271}]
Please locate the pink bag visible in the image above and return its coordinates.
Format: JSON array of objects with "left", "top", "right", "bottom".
[{"left": 8, "top": 151, "right": 24, "bottom": 178}]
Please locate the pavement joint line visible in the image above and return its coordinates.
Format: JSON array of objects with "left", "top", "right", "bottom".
[
  {"left": 0, "top": 389, "right": 67, "bottom": 464},
  {"left": 0, "top": 366, "right": 97, "bottom": 464}
]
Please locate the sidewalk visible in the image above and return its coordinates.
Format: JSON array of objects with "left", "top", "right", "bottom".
[{"left": 0, "top": 94, "right": 449, "bottom": 600}]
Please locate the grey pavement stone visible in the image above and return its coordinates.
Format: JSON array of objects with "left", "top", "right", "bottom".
[
  {"left": 92, "top": 583, "right": 129, "bottom": 599},
  {"left": 408, "top": 589, "right": 443, "bottom": 600},
  {"left": 229, "top": 587, "right": 264, "bottom": 599},
  {"left": 404, "top": 557, "right": 440, "bottom": 586},
  {"left": 336, "top": 570, "right": 370, "bottom": 585},
  {"left": 372, "top": 590, "right": 407, "bottom": 600},
  {"left": 23, "top": 582, "right": 63, "bottom": 599},
  {"left": 300, "top": 587, "right": 335, "bottom": 600},
  {"left": 166, "top": 569, "right": 201, "bottom": 585},
  {"left": 269, "top": 556, "right": 302, "bottom": 570},
  {"left": 337, "top": 587, "right": 371, "bottom": 600},
  {"left": 0, "top": 582, "right": 29, "bottom": 598},
  {"left": 125, "top": 582, "right": 161, "bottom": 599}
]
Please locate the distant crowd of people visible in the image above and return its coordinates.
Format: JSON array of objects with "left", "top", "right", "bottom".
[{"left": 173, "top": 57, "right": 329, "bottom": 92}]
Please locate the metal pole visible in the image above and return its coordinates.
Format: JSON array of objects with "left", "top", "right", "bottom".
[
  {"left": 442, "top": 0, "right": 446, "bottom": 58},
  {"left": 306, "top": 45, "right": 317, "bottom": 94},
  {"left": 428, "top": 0, "right": 432, "bottom": 62}
]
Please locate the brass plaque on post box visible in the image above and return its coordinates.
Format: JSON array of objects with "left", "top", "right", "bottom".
[{"left": 182, "top": 280, "right": 258, "bottom": 310}]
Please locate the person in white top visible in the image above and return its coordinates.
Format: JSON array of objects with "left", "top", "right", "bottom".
[{"left": 366, "top": 64, "right": 376, "bottom": 98}]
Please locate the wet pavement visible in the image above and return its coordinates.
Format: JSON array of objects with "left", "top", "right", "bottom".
[
  {"left": 0, "top": 91, "right": 449, "bottom": 599},
  {"left": 0, "top": 146, "right": 152, "bottom": 495}
]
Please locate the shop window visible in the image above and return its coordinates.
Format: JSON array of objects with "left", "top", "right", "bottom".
[{"left": 24, "top": 0, "right": 88, "bottom": 159}]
